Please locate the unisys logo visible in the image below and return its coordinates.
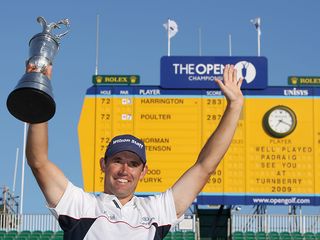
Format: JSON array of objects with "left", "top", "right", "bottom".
[{"left": 283, "top": 88, "right": 309, "bottom": 96}]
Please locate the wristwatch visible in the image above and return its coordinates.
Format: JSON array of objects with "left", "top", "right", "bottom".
[{"left": 262, "top": 105, "right": 297, "bottom": 138}]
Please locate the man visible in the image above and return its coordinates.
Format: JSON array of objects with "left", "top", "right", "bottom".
[{"left": 26, "top": 64, "right": 243, "bottom": 239}]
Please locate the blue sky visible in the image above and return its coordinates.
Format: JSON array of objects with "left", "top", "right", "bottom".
[{"left": 1, "top": 0, "right": 320, "bottom": 214}]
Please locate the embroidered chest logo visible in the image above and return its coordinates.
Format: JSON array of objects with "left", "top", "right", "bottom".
[
  {"left": 140, "top": 216, "right": 155, "bottom": 225},
  {"left": 103, "top": 210, "right": 116, "bottom": 221}
]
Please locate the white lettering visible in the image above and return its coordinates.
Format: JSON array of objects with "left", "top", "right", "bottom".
[
  {"left": 139, "top": 89, "right": 161, "bottom": 95},
  {"left": 173, "top": 64, "right": 224, "bottom": 75},
  {"left": 206, "top": 90, "right": 222, "bottom": 96},
  {"left": 131, "top": 139, "right": 143, "bottom": 148},
  {"left": 188, "top": 75, "right": 215, "bottom": 81},
  {"left": 113, "top": 139, "right": 130, "bottom": 144},
  {"left": 284, "top": 88, "right": 309, "bottom": 96},
  {"left": 196, "top": 64, "right": 206, "bottom": 74},
  {"left": 100, "top": 90, "right": 111, "bottom": 95},
  {"left": 173, "top": 63, "right": 180, "bottom": 74}
]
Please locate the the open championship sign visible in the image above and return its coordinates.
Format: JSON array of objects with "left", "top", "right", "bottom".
[{"left": 160, "top": 56, "right": 268, "bottom": 89}]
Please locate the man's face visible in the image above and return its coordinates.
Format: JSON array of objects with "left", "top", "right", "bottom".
[{"left": 101, "top": 151, "right": 147, "bottom": 204}]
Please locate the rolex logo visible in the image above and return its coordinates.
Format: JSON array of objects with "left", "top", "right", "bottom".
[
  {"left": 130, "top": 76, "right": 137, "bottom": 84},
  {"left": 96, "top": 76, "right": 103, "bottom": 83},
  {"left": 291, "top": 77, "right": 298, "bottom": 85}
]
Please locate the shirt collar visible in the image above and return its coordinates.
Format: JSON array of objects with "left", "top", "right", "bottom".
[{"left": 98, "top": 193, "right": 137, "bottom": 209}]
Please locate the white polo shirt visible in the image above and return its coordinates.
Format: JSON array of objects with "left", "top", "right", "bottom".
[{"left": 50, "top": 182, "right": 183, "bottom": 240}]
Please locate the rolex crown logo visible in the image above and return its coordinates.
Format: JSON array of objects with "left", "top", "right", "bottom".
[
  {"left": 291, "top": 77, "right": 298, "bottom": 85},
  {"left": 96, "top": 76, "right": 103, "bottom": 83},
  {"left": 130, "top": 76, "right": 137, "bottom": 84}
]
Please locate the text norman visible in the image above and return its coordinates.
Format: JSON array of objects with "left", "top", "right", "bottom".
[{"left": 142, "top": 138, "right": 170, "bottom": 143}]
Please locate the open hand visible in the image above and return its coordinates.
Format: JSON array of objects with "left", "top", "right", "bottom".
[{"left": 215, "top": 64, "right": 244, "bottom": 106}]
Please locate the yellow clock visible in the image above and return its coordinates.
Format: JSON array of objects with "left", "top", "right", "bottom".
[{"left": 263, "top": 105, "right": 297, "bottom": 138}]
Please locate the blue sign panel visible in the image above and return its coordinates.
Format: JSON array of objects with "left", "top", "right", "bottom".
[{"left": 160, "top": 56, "right": 268, "bottom": 89}]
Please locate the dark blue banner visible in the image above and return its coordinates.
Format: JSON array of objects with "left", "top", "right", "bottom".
[
  {"left": 86, "top": 86, "right": 320, "bottom": 97},
  {"left": 196, "top": 195, "right": 318, "bottom": 206},
  {"left": 160, "top": 56, "right": 268, "bottom": 89}
]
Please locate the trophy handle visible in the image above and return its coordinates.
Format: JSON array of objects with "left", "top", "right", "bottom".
[{"left": 37, "top": 16, "right": 70, "bottom": 41}]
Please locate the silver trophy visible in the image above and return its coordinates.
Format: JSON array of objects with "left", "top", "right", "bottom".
[{"left": 7, "top": 16, "right": 70, "bottom": 123}]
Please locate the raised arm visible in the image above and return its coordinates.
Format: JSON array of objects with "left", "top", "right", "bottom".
[
  {"left": 26, "top": 123, "right": 68, "bottom": 207},
  {"left": 172, "top": 65, "right": 244, "bottom": 218}
]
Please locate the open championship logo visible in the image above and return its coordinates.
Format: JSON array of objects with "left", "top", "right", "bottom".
[{"left": 234, "top": 61, "right": 256, "bottom": 84}]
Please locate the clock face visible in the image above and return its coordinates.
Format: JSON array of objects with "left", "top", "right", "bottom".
[{"left": 263, "top": 106, "right": 297, "bottom": 138}]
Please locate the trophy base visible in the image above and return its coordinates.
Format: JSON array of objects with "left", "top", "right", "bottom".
[{"left": 7, "top": 72, "right": 56, "bottom": 123}]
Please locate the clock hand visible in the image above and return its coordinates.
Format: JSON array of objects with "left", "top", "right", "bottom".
[
  {"left": 279, "top": 119, "right": 291, "bottom": 127},
  {"left": 275, "top": 120, "right": 282, "bottom": 127}
]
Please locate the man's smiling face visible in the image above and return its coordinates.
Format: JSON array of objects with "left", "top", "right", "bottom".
[{"left": 101, "top": 151, "right": 147, "bottom": 205}]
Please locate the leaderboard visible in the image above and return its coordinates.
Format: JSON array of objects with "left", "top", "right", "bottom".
[{"left": 78, "top": 85, "right": 320, "bottom": 205}]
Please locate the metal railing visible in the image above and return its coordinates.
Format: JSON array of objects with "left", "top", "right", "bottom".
[
  {"left": 232, "top": 214, "right": 320, "bottom": 233},
  {"left": 0, "top": 214, "right": 61, "bottom": 231},
  {"left": 0, "top": 214, "right": 196, "bottom": 233},
  {"left": 1, "top": 213, "right": 319, "bottom": 234}
]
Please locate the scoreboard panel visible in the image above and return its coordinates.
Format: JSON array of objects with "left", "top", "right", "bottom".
[
  {"left": 134, "top": 92, "right": 202, "bottom": 193},
  {"left": 245, "top": 98, "right": 314, "bottom": 194},
  {"left": 314, "top": 88, "right": 320, "bottom": 196},
  {"left": 78, "top": 86, "right": 320, "bottom": 205}
]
